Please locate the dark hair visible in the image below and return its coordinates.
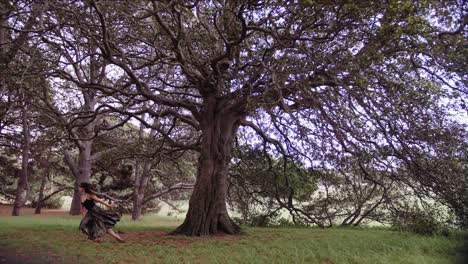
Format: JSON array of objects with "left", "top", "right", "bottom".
[{"left": 79, "top": 182, "right": 94, "bottom": 194}]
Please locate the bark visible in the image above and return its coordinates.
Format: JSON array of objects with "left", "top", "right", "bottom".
[
  {"left": 50, "top": 169, "right": 54, "bottom": 193},
  {"left": 12, "top": 106, "right": 31, "bottom": 216},
  {"left": 131, "top": 158, "right": 151, "bottom": 220},
  {"left": 132, "top": 122, "right": 148, "bottom": 220},
  {"left": 68, "top": 141, "right": 93, "bottom": 215},
  {"left": 132, "top": 124, "right": 144, "bottom": 220},
  {"left": 132, "top": 157, "right": 142, "bottom": 219},
  {"left": 132, "top": 159, "right": 142, "bottom": 220},
  {"left": 132, "top": 120, "right": 159, "bottom": 220},
  {"left": 0, "top": 3, "right": 8, "bottom": 61},
  {"left": 65, "top": 86, "right": 97, "bottom": 215},
  {"left": 35, "top": 155, "right": 50, "bottom": 214},
  {"left": 66, "top": 143, "right": 114, "bottom": 215},
  {"left": 173, "top": 97, "right": 243, "bottom": 236}
]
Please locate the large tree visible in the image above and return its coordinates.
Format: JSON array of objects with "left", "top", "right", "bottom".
[
  {"left": 37, "top": 0, "right": 467, "bottom": 235},
  {"left": 0, "top": 0, "right": 50, "bottom": 215},
  {"left": 38, "top": 20, "right": 124, "bottom": 214}
]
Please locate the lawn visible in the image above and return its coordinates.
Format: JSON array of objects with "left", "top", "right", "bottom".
[{"left": 0, "top": 213, "right": 466, "bottom": 264}]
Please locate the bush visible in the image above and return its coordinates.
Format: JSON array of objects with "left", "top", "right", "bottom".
[
  {"left": 233, "top": 212, "right": 280, "bottom": 227},
  {"left": 391, "top": 207, "right": 450, "bottom": 236},
  {"left": 249, "top": 214, "right": 274, "bottom": 227},
  {"left": 142, "top": 200, "right": 162, "bottom": 214},
  {"left": 277, "top": 218, "right": 298, "bottom": 227},
  {"left": 235, "top": 212, "right": 308, "bottom": 228}
]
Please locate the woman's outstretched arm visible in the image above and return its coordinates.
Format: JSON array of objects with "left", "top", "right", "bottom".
[{"left": 90, "top": 194, "right": 115, "bottom": 209}]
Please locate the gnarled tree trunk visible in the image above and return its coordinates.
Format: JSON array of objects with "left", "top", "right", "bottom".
[{"left": 174, "top": 98, "right": 243, "bottom": 236}]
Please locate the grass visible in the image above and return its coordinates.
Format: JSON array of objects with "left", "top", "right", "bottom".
[{"left": 0, "top": 214, "right": 466, "bottom": 264}]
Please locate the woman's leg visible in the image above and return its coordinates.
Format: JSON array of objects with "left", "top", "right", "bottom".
[{"left": 107, "top": 228, "right": 125, "bottom": 242}]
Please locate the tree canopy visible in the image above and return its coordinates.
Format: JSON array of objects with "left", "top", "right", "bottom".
[{"left": 0, "top": 0, "right": 466, "bottom": 235}]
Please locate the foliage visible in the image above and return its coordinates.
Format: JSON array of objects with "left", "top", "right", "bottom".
[
  {"left": 228, "top": 146, "right": 318, "bottom": 226},
  {"left": 30, "top": 196, "right": 64, "bottom": 210},
  {"left": 0, "top": 150, "right": 19, "bottom": 201},
  {"left": 390, "top": 206, "right": 451, "bottom": 236}
]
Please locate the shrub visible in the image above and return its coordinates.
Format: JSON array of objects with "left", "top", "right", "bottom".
[
  {"left": 233, "top": 211, "right": 280, "bottom": 227},
  {"left": 249, "top": 214, "right": 274, "bottom": 227},
  {"left": 391, "top": 207, "right": 450, "bottom": 236},
  {"left": 142, "top": 200, "right": 162, "bottom": 214}
]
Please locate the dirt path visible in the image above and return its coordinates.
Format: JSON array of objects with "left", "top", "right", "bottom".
[
  {"left": 0, "top": 247, "right": 62, "bottom": 264},
  {"left": 0, "top": 205, "right": 68, "bottom": 217}
]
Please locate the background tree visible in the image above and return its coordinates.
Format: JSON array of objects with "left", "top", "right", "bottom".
[
  {"left": 87, "top": 115, "right": 196, "bottom": 220},
  {"left": 228, "top": 146, "right": 318, "bottom": 226},
  {"left": 0, "top": 0, "right": 39, "bottom": 215},
  {"left": 38, "top": 28, "right": 124, "bottom": 215}
]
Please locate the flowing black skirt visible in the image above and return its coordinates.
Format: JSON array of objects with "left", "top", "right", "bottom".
[{"left": 79, "top": 206, "right": 121, "bottom": 240}]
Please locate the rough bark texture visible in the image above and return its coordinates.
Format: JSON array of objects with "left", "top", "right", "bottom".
[
  {"left": 132, "top": 121, "right": 158, "bottom": 220},
  {"left": 12, "top": 106, "right": 30, "bottom": 216},
  {"left": 68, "top": 141, "right": 93, "bottom": 215},
  {"left": 66, "top": 87, "right": 97, "bottom": 215},
  {"left": 132, "top": 157, "right": 142, "bottom": 220},
  {"left": 132, "top": 158, "right": 151, "bottom": 220},
  {"left": 174, "top": 97, "right": 243, "bottom": 236}
]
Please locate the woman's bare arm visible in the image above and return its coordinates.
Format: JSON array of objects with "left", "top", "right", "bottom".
[{"left": 90, "top": 194, "right": 114, "bottom": 209}]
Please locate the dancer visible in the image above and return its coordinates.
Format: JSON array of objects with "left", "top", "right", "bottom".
[{"left": 79, "top": 182, "right": 124, "bottom": 242}]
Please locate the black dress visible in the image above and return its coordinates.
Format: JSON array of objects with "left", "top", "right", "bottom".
[{"left": 79, "top": 199, "right": 121, "bottom": 240}]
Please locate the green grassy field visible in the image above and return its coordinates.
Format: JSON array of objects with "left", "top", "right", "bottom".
[{"left": 0, "top": 214, "right": 466, "bottom": 264}]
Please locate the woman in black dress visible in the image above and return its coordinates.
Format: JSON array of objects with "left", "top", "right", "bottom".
[{"left": 79, "top": 182, "right": 124, "bottom": 242}]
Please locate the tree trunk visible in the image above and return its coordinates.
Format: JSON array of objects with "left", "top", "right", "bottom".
[
  {"left": 132, "top": 120, "right": 156, "bottom": 220},
  {"left": 35, "top": 155, "right": 50, "bottom": 214},
  {"left": 12, "top": 106, "right": 30, "bottom": 216},
  {"left": 132, "top": 123, "right": 145, "bottom": 220},
  {"left": 132, "top": 159, "right": 151, "bottom": 220},
  {"left": 132, "top": 158, "right": 143, "bottom": 220},
  {"left": 0, "top": 4, "right": 8, "bottom": 61},
  {"left": 68, "top": 142, "right": 93, "bottom": 215},
  {"left": 173, "top": 98, "right": 243, "bottom": 236}
]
